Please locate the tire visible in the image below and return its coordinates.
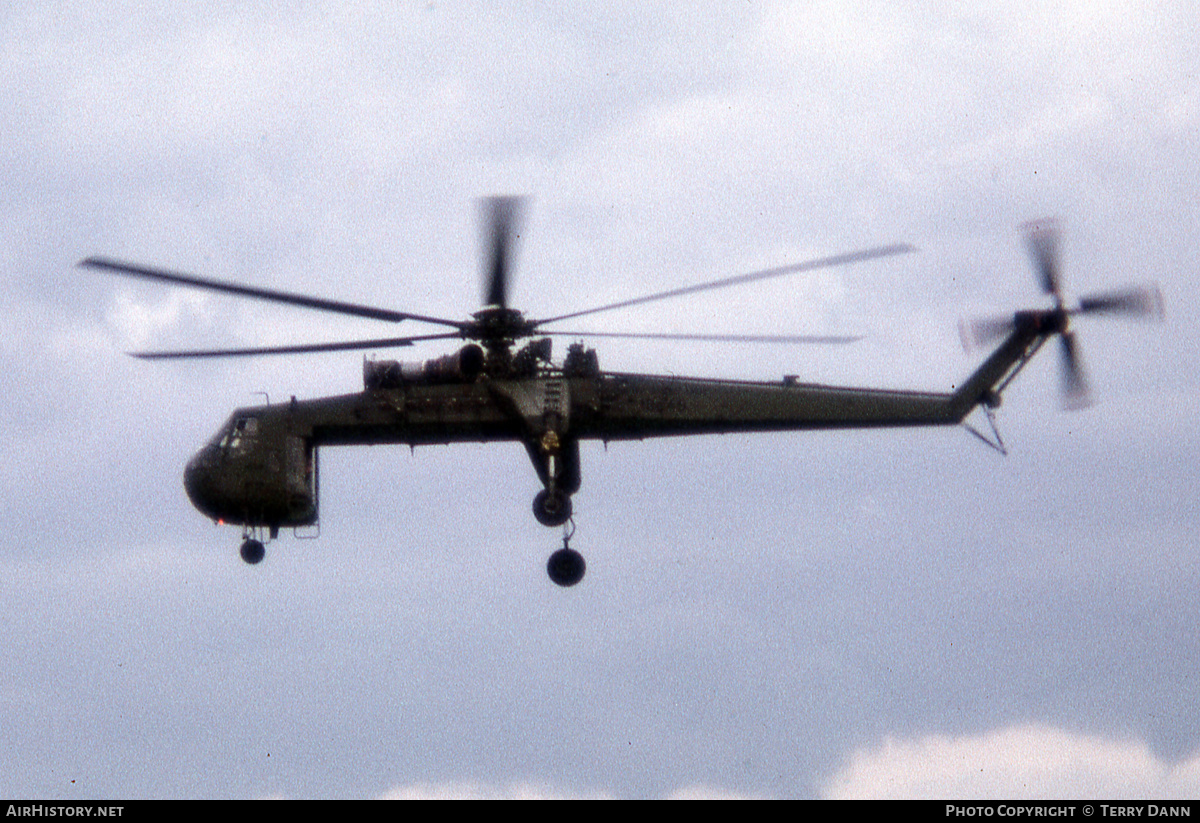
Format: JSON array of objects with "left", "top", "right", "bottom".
[
  {"left": 239, "top": 539, "right": 266, "bottom": 565},
  {"left": 547, "top": 547, "right": 586, "bottom": 587},
  {"left": 532, "top": 489, "right": 572, "bottom": 527}
]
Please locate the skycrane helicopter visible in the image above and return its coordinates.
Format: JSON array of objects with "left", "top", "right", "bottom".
[{"left": 81, "top": 201, "right": 1162, "bottom": 586}]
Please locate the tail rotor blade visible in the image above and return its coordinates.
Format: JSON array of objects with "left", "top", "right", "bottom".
[
  {"left": 1023, "top": 218, "right": 1062, "bottom": 297},
  {"left": 959, "top": 314, "right": 1015, "bottom": 351},
  {"left": 1077, "top": 284, "right": 1164, "bottom": 320},
  {"left": 1059, "top": 331, "right": 1093, "bottom": 410}
]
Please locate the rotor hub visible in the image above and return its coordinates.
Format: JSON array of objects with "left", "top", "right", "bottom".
[
  {"left": 1015, "top": 308, "right": 1069, "bottom": 336},
  {"left": 468, "top": 306, "right": 536, "bottom": 345}
]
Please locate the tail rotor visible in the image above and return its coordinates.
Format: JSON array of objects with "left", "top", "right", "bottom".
[{"left": 960, "top": 219, "right": 1163, "bottom": 409}]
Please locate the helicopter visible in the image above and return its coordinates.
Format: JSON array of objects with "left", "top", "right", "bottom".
[{"left": 81, "top": 201, "right": 1163, "bottom": 586}]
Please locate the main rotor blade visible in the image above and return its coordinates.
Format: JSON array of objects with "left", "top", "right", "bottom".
[
  {"left": 1022, "top": 218, "right": 1062, "bottom": 297},
  {"left": 1077, "top": 284, "right": 1164, "bottom": 319},
  {"left": 543, "top": 330, "right": 862, "bottom": 344},
  {"left": 128, "top": 332, "right": 463, "bottom": 359},
  {"left": 481, "top": 196, "right": 525, "bottom": 308},
  {"left": 535, "top": 243, "right": 916, "bottom": 327},
  {"left": 79, "top": 256, "right": 468, "bottom": 330}
]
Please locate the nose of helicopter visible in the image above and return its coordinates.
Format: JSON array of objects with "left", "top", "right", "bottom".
[{"left": 183, "top": 447, "right": 223, "bottom": 521}]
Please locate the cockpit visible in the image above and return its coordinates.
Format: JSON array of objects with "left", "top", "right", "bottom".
[
  {"left": 184, "top": 410, "right": 318, "bottom": 530},
  {"left": 214, "top": 415, "right": 259, "bottom": 454}
]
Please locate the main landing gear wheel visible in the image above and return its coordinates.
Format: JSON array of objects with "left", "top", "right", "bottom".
[
  {"left": 546, "top": 521, "right": 585, "bottom": 587},
  {"left": 240, "top": 538, "right": 265, "bottom": 565},
  {"left": 547, "top": 547, "right": 586, "bottom": 587},
  {"left": 532, "top": 488, "right": 573, "bottom": 527}
]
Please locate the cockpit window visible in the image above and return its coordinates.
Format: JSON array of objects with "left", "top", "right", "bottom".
[{"left": 220, "top": 416, "right": 259, "bottom": 452}]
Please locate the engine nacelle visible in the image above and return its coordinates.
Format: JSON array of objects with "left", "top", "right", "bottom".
[{"left": 364, "top": 344, "right": 485, "bottom": 390}]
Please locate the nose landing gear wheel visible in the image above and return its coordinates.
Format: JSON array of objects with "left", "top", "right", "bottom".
[{"left": 240, "top": 538, "right": 266, "bottom": 565}]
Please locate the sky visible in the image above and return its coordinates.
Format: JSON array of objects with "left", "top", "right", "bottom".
[{"left": 1, "top": 0, "right": 1198, "bottom": 800}]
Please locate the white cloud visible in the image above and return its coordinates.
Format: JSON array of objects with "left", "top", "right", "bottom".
[
  {"left": 820, "top": 724, "right": 1200, "bottom": 799},
  {"left": 663, "top": 785, "right": 768, "bottom": 800},
  {"left": 373, "top": 781, "right": 763, "bottom": 800},
  {"left": 375, "top": 781, "right": 612, "bottom": 800}
]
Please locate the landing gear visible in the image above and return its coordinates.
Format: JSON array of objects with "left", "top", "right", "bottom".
[
  {"left": 239, "top": 538, "right": 265, "bottom": 565},
  {"left": 546, "top": 521, "right": 586, "bottom": 587},
  {"left": 239, "top": 524, "right": 276, "bottom": 565},
  {"left": 532, "top": 488, "right": 573, "bottom": 527},
  {"left": 528, "top": 428, "right": 577, "bottom": 528},
  {"left": 547, "top": 547, "right": 585, "bottom": 587}
]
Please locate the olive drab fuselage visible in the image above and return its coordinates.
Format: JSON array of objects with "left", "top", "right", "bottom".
[{"left": 183, "top": 314, "right": 1056, "bottom": 535}]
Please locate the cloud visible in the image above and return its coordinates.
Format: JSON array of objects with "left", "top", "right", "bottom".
[
  {"left": 372, "top": 781, "right": 762, "bottom": 800},
  {"left": 374, "top": 781, "right": 612, "bottom": 800},
  {"left": 365, "top": 724, "right": 1200, "bottom": 800},
  {"left": 820, "top": 724, "right": 1200, "bottom": 799}
]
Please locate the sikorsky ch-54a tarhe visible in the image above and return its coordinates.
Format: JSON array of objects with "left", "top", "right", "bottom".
[{"left": 82, "top": 200, "right": 1162, "bottom": 586}]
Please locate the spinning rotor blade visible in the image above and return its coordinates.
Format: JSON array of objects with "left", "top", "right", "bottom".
[
  {"left": 481, "top": 196, "right": 525, "bottom": 308},
  {"left": 1059, "top": 330, "right": 1093, "bottom": 410},
  {"left": 1077, "top": 284, "right": 1164, "bottom": 319},
  {"left": 79, "top": 256, "right": 468, "bottom": 330},
  {"left": 536, "top": 243, "right": 916, "bottom": 327},
  {"left": 128, "top": 332, "right": 464, "bottom": 360},
  {"left": 544, "top": 330, "right": 862, "bottom": 344},
  {"left": 1023, "top": 218, "right": 1062, "bottom": 297},
  {"left": 963, "top": 220, "right": 1165, "bottom": 408},
  {"left": 958, "top": 314, "right": 1016, "bottom": 351}
]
